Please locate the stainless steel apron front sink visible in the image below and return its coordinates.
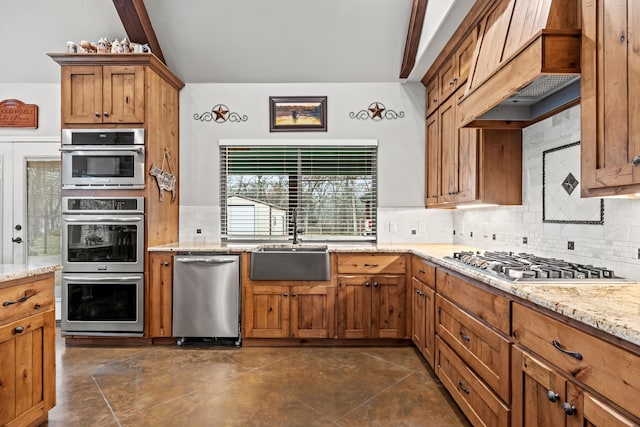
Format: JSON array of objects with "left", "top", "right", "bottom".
[{"left": 249, "top": 245, "right": 330, "bottom": 281}]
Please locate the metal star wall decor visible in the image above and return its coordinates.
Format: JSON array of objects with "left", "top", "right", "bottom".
[
  {"left": 193, "top": 104, "right": 248, "bottom": 123},
  {"left": 349, "top": 102, "right": 405, "bottom": 120}
]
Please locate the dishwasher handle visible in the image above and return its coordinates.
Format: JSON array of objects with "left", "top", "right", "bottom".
[{"left": 175, "top": 256, "right": 238, "bottom": 264}]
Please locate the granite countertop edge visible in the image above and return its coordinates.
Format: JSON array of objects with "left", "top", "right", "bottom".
[
  {"left": 149, "top": 242, "right": 640, "bottom": 348},
  {"left": 0, "top": 264, "right": 62, "bottom": 284}
]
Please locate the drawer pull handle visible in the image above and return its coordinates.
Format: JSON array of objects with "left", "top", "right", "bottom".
[
  {"left": 13, "top": 326, "right": 25, "bottom": 334},
  {"left": 3, "top": 291, "right": 35, "bottom": 307},
  {"left": 457, "top": 381, "right": 470, "bottom": 394},
  {"left": 552, "top": 340, "right": 583, "bottom": 360},
  {"left": 363, "top": 263, "right": 379, "bottom": 267},
  {"left": 563, "top": 402, "right": 576, "bottom": 416},
  {"left": 418, "top": 269, "right": 426, "bottom": 274},
  {"left": 547, "top": 390, "right": 559, "bottom": 403},
  {"left": 459, "top": 331, "right": 471, "bottom": 342},
  {"left": 34, "top": 304, "right": 41, "bottom": 310}
]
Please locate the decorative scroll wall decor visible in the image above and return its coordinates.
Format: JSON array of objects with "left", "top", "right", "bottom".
[
  {"left": 349, "top": 102, "right": 404, "bottom": 120},
  {"left": 542, "top": 141, "right": 604, "bottom": 224},
  {"left": 193, "top": 104, "right": 248, "bottom": 123}
]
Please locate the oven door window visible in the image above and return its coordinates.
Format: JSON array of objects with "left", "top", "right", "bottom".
[
  {"left": 66, "top": 223, "right": 138, "bottom": 263},
  {"left": 72, "top": 154, "right": 135, "bottom": 178},
  {"left": 67, "top": 282, "right": 138, "bottom": 322}
]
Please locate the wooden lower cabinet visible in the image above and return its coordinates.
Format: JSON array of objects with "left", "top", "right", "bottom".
[
  {"left": 436, "top": 337, "right": 510, "bottom": 427},
  {"left": 148, "top": 252, "right": 174, "bottom": 338},
  {"left": 337, "top": 275, "right": 405, "bottom": 339},
  {"left": 244, "top": 284, "right": 336, "bottom": 339},
  {"left": 0, "top": 310, "right": 56, "bottom": 427},
  {"left": 411, "top": 256, "right": 437, "bottom": 368}
]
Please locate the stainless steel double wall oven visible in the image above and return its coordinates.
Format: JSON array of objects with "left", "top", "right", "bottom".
[{"left": 60, "top": 196, "right": 145, "bottom": 336}]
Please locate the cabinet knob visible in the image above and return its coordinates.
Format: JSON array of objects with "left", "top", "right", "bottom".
[
  {"left": 632, "top": 155, "right": 640, "bottom": 167},
  {"left": 283, "top": 292, "right": 288, "bottom": 297},
  {"left": 547, "top": 390, "right": 559, "bottom": 403},
  {"left": 103, "top": 112, "right": 109, "bottom": 117},
  {"left": 563, "top": 402, "right": 576, "bottom": 416},
  {"left": 13, "top": 326, "right": 25, "bottom": 335},
  {"left": 449, "top": 80, "right": 455, "bottom": 86},
  {"left": 459, "top": 331, "right": 471, "bottom": 342},
  {"left": 162, "top": 261, "right": 170, "bottom": 266},
  {"left": 364, "top": 282, "right": 370, "bottom": 287},
  {"left": 432, "top": 98, "right": 438, "bottom": 104},
  {"left": 620, "top": 33, "right": 626, "bottom": 43},
  {"left": 34, "top": 304, "right": 41, "bottom": 310},
  {"left": 95, "top": 112, "right": 100, "bottom": 117},
  {"left": 373, "top": 282, "right": 379, "bottom": 288}
]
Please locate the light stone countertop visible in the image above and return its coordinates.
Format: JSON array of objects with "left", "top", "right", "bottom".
[
  {"left": 148, "top": 242, "right": 640, "bottom": 348},
  {"left": 0, "top": 263, "right": 62, "bottom": 284}
]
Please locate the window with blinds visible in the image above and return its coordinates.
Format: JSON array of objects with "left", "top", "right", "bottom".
[{"left": 220, "top": 142, "right": 377, "bottom": 242}]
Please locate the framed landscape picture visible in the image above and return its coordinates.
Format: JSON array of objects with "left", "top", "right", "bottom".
[{"left": 269, "top": 96, "right": 327, "bottom": 132}]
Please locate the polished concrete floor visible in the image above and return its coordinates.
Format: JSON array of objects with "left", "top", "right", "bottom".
[{"left": 46, "top": 328, "right": 471, "bottom": 426}]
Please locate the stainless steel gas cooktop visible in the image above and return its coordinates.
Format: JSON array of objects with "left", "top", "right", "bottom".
[{"left": 444, "top": 251, "right": 625, "bottom": 282}]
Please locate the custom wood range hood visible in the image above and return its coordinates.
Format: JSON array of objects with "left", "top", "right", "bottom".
[{"left": 456, "top": 0, "right": 581, "bottom": 129}]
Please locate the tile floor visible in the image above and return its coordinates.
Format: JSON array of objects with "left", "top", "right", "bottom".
[{"left": 46, "top": 329, "right": 471, "bottom": 426}]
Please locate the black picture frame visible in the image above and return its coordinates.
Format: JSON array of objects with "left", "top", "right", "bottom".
[{"left": 269, "top": 96, "right": 327, "bottom": 132}]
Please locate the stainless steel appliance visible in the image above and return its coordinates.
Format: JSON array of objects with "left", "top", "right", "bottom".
[
  {"left": 446, "top": 251, "right": 626, "bottom": 282},
  {"left": 61, "top": 273, "right": 144, "bottom": 335},
  {"left": 61, "top": 128, "right": 145, "bottom": 189},
  {"left": 61, "top": 196, "right": 145, "bottom": 336},
  {"left": 172, "top": 255, "right": 241, "bottom": 345},
  {"left": 61, "top": 197, "right": 144, "bottom": 273}
]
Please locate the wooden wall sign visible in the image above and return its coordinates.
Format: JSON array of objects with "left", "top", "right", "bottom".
[{"left": 0, "top": 99, "right": 38, "bottom": 128}]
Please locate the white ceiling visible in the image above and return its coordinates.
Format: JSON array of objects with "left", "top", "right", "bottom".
[{"left": 0, "top": 0, "right": 472, "bottom": 85}]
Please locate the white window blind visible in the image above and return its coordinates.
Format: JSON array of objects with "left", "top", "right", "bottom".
[{"left": 220, "top": 143, "right": 377, "bottom": 242}]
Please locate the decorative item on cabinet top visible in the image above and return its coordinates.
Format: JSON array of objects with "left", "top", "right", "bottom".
[
  {"left": 349, "top": 102, "right": 404, "bottom": 120},
  {"left": 0, "top": 98, "right": 38, "bottom": 128},
  {"left": 269, "top": 96, "right": 327, "bottom": 132},
  {"left": 193, "top": 104, "right": 248, "bottom": 123},
  {"left": 542, "top": 142, "right": 604, "bottom": 225},
  {"left": 149, "top": 147, "right": 177, "bottom": 203}
]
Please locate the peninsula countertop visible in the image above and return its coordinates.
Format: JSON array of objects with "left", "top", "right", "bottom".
[{"left": 148, "top": 242, "right": 640, "bottom": 348}]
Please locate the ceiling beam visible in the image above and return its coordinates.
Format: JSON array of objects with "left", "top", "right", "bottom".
[
  {"left": 399, "top": 0, "right": 428, "bottom": 79},
  {"left": 112, "top": 0, "right": 165, "bottom": 63}
]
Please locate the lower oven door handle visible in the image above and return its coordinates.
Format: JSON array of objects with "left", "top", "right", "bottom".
[
  {"left": 59, "top": 146, "right": 144, "bottom": 153},
  {"left": 63, "top": 276, "right": 141, "bottom": 282},
  {"left": 63, "top": 216, "right": 144, "bottom": 222}
]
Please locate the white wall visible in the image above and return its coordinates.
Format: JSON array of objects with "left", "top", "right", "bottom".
[
  {"left": 452, "top": 105, "right": 640, "bottom": 281},
  {"left": 178, "top": 82, "right": 427, "bottom": 241}
]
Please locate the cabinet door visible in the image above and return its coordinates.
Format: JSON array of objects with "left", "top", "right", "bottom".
[
  {"left": 439, "top": 95, "right": 457, "bottom": 204},
  {"left": 61, "top": 65, "right": 103, "bottom": 124},
  {"left": 455, "top": 29, "right": 477, "bottom": 93},
  {"left": 0, "top": 311, "right": 55, "bottom": 427},
  {"left": 290, "top": 286, "right": 336, "bottom": 339},
  {"left": 148, "top": 253, "right": 173, "bottom": 337},
  {"left": 337, "top": 276, "right": 372, "bottom": 338},
  {"left": 581, "top": 0, "right": 640, "bottom": 194},
  {"left": 412, "top": 278, "right": 435, "bottom": 368},
  {"left": 455, "top": 126, "right": 479, "bottom": 203},
  {"left": 244, "top": 285, "right": 290, "bottom": 338},
  {"left": 425, "top": 77, "right": 439, "bottom": 117},
  {"left": 566, "top": 383, "right": 639, "bottom": 427},
  {"left": 512, "top": 346, "right": 567, "bottom": 427},
  {"left": 439, "top": 57, "right": 457, "bottom": 103},
  {"left": 371, "top": 275, "right": 405, "bottom": 339},
  {"left": 102, "top": 65, "right": 145, "bottom": 124},
  {"left": 425, "top": 112, "right": 440, "bottom": 207}
]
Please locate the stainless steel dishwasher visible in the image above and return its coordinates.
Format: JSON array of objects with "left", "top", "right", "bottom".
[{"left": 172, "top": 254, "right": 240, "bottom": 346}]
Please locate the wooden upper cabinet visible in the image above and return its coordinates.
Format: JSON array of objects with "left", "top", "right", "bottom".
[
  {"left": 439, "top": 30, "right": 478, "bottom": 103},
  {"left": 438, "top": 94, "right": 458, "bottom": 204},
  {"left": 425, "top": 112, "right": 439, "bottom": 207},
  {"left": 425, "top": 77, "right": 439, "bottom": 117},
  {"left": 581, "top": 0, "right": 640, "bottom": 197},
  {"left": 61, "top": 64, "right": 145, "bottom": 125}
]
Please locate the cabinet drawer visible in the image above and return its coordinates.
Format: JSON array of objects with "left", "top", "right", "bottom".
[
  {"left": 411, "top": 257, "right": 436, "bottom": 290},
  {"left": 435, "top": 337, "right": 510, "bottom": 427},
  {"left": 437, "top": 294, "right": 511, "bottom": 403},
  {"left": 336, "top": 254, "right": 405, "bottom": 274},
  {"left": 436, "top": 269, "right": 510, "bottom": 334},
  {"left": 0, "top": 277, "right": 54, "bottom": 324},
  {"left": 513, "top": 303, "right": 640, "bottom": 420}
]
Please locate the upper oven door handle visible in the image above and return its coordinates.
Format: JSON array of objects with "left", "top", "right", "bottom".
[
  {"left": 59, "top": 146, "right": 144, "bottom": 153},
  {"left": 63, "top": 216, "right": 144, "bottom": 222},
  {"left": 63, "top": 275, "right": 142, "bottom": 282}
]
